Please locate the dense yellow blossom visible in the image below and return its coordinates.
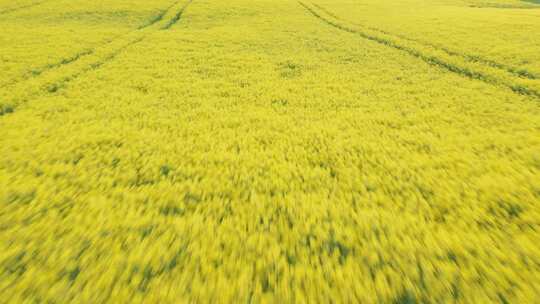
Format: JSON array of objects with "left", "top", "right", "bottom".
[{"left": 1, "top": 0, "right": 539, "bottom": 302}]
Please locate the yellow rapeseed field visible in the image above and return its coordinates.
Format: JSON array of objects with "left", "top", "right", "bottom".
[{"left": 1, "top": 0, "right": 539, "bottom": 302}]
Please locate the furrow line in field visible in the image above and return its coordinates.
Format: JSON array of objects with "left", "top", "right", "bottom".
[
  {"left": 0, "top": 0, "right": 181, "bottom": 89},
  {"left": 311, "top": 2, "right": 538, "bottom": 80},
  {"left": 161, "top": 0, "right": 193, "bottom": 30},
  {"left": 44, "top": 37, "right": 146, "bottom": 95},
  {"left": 0, "top": 0, "right": 195, "bottom": 117},
  {"left": 0, "top": 0, "right": 48, "bottom": 15},
  {"left": 0, "top": 34, "right": 148, "bottom": 117},
  {"left": 138, "top": 0, "right": 181, "bottom": 29},
  {"left": 299, "top": 2, "right": 540, "bottom": 99},
  {"left": 0, "top": 49, "right": 95, "bottom": 89}
]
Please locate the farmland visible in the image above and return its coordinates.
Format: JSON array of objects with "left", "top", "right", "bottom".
[{"left": 1, "top": 0, "right": 539, "bottom": 302}]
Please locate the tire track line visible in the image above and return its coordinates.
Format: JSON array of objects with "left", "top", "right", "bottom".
[
  {"left": 311, "top": 2, "right": 538, "bottom": 80},
  {"left": 162, "top": 0, "right": 193, "bottom": 30},
  {"left": 0, "top": 0, "right": 195, "bottom": 117},
  {"left": 138, "top": 0, "right": 181, "bottom": 29},
  {"left": 0, "top": 0, "right": 181, "bottom": 89},
  {"left": 0, "top": 0, "right": 49, "bottom": 15},
  {"left": 0, "top": 49, "right": 94, "bottom": 89},
  {"left": 299, "top": 1, "right": 540, "bottom": 99},
  {"left": 44, "top": 37, "right": 146, "bottom": 94}
]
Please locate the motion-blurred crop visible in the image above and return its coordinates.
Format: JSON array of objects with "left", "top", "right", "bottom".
[{"left": 1, "top": 0, "right": 539, "bottom": 302}]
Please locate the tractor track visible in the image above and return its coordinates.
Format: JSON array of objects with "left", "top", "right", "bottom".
[
  {"left": 0, "top": 0, "right": 49, "bottom": 15},
  {"left": 162, "top": 0, "right": 194, "bottom": 30},
  {"left": 0, "top": 0, "right": 195, "bottom": 117},
  {"left": 0, "top": 0, "right": 183, "bottom": 89},
  {"left": 299, "top": 1, "right": 540, "bottom": 99},
  {"left": 44, "top": 37, "right": 146, "bottom": 95},
  {"left": 138, "top": 0, "right": 180, "bottom": 29},
  {"left": 311, "top": 2, "right": 538, "bottom": 80}
]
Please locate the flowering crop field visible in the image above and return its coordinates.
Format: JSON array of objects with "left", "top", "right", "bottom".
[{"left": 1, "top": 0, "right": 539, "bottom": 302}]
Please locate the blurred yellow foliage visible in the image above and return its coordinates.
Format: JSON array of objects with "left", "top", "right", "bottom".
[{"left": 0, "top": 0, "right": 539, "bottom": 302}]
